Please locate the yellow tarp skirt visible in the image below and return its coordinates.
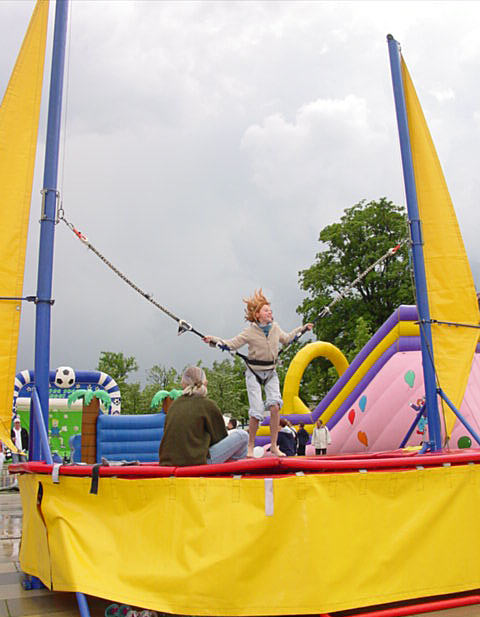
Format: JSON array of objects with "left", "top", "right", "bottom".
[{"left": 19, "top": 466, "right": 480, "bottom": 615}]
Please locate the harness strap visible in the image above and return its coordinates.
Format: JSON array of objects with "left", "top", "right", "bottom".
[
  {"left": 247, "top": 366, "right": 275, "bottom": 387},
  {"left": 244, "top": 357, "right": 275, "bottom": 367},
  {"left": 213, "top": 343, "right": 276, "bottom": 379},
  {"left": 90, "top": 464, "right": 101, "bottom": 495}
]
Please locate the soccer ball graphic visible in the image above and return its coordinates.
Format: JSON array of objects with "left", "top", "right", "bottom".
[{"left": 54, "top": 366, "right": 76, "bottom": 388}]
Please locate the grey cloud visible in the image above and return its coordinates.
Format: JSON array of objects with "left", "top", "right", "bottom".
[{"left": 1, "top": 0, "right": 478, "bottom": 386}]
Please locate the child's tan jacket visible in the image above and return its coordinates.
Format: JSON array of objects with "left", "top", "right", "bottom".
[{"left": 210, "top": 322, "right": 304, "bottom": 371}]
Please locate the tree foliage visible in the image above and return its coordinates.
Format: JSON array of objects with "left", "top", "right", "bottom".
[
  {"left": 146, "top": 365, "right": 181, "bottom": 390},
  {"left": 297, "top": 198, "right": 414, "bottom": 399},
  {"left": 141, "top": 365, "right": 182, "bottom": 413},
  {"left": 97, "top": 351, "right": 141, "bottom": 413},
  {"left": 95, "top": 352, "right": 249, "bottom": 419},
  {"left": 204, "top": 357, "right": 249, "bottom": 423},
  {"left": 97, "top": 351, "right": 139, "bottom": 389}
]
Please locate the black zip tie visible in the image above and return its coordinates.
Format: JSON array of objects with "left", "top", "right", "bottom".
[
  {"left": 417, "top": 319, "right": 480, "bottom": 330},
  {"left": 0, "top": 296, "right": 36, "bottom": 302}
]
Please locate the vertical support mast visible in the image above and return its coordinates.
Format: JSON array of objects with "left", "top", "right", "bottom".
[
  {"left": 386, "top": 34, "right": 442, "bottom": 451},
  {"left": 30, "top": 5, "right": 94, "bottom": 613},
  {"left": 32, "top": 0, "right": 69, "bottom": 461}
]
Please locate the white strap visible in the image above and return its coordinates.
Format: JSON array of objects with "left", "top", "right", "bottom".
[
  {"left": 264, "top": 478, "right": 274, "bottom": 517},
  {"left": 52, "top": 463, "right": 62, "bottom": 484}
]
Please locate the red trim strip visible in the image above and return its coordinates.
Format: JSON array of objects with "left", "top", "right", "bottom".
[
  {"left": 9, "top": 448, "right": 480, "bottom": 479},
  {"left": 320, "top": 592, "right": 480, "bottom": 617}
]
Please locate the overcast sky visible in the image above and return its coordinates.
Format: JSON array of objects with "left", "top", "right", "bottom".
[{"left": 1, "top": 1, "right": 480, "bottom": 385}]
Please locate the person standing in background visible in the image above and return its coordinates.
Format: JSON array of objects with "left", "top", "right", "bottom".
[
  {"left": 10, "top": 416, "right": 28, "bottom": 463},
  {"left": 311, "top": 418, "right": 331, "bottom": 455},
  {"left": 296, "top": 423, "right": 309, "bottom": 456}
]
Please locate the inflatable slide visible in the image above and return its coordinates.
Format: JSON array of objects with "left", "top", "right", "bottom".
[{"left": 272, "top": 305, "right": 480, "bottom": 453}]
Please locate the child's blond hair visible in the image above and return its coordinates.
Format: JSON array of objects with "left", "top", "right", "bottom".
[{"left": 243, "top": 288, "right": 270, "bottom": 322}]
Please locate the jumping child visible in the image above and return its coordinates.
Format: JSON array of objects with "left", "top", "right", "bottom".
[{"left": 204, "top": 289, "right": 313, "bottom": 457}]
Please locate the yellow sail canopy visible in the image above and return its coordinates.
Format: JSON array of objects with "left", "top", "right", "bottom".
[
  {"left": 401, "top": 58, "right": 480, "bottom": 437},
  {"left": 0, "top": 0, "right": 49, "bottom": 448}
]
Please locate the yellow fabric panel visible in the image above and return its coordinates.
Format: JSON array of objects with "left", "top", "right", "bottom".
[
  {"left": 17, "top": 474, "right": 51, "bottom": 586},
  {"left": 0, "top": 0, "right": 49, "bottom": 448},
  {"left": 20, "top": 465, "right": 480, "bottom": 614},
  {"left": 402, "top": 58, "right": 480, "bottom": 435}
]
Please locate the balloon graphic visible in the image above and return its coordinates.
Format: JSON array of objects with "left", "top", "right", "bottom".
[
  {"left": 404, "top": 370, "right": 415, "bottom": 388},
  {"left": 358, "top": 431, "right": 368, "bottom": 447},
  {"left": 359, "top": 395, "right": 367, "bottom": 412},
  {"left": 457, "top": 436, "right": 472, "bottom": 449},
  {"left": 348, "top": 409, "right": 355, "bottom": 425}
]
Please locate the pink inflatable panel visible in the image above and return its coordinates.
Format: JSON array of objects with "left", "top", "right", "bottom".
[{"left": 331, "top": 352, "right": 480, "bottom": 454}]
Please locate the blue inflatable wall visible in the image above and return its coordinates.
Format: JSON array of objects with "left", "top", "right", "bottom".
[
  {"left": 70, "top": 413, "right": 166, "bottom": 463},
  {"left": 95, "top": 412, "right": 166, "bottom": 462}
]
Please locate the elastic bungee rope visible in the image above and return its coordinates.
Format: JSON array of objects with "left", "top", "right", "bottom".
[
  {"left": 58, "top": 206, "right": 406, "bottom": 367},
  {"left": 276, "top": 240, "right": 408, "bottom": 355},
  {"left": 58, "top": 207, "right": 204, "bottom": 336}
]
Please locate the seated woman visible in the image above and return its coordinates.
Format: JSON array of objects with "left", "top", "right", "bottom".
[{"left": 159, "top": 366, "right": 248, "bottom": 466}]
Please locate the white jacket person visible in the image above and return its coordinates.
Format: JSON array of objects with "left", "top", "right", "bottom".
[{"left": 311, "top": 421, "right": 331, "bottom": 449}]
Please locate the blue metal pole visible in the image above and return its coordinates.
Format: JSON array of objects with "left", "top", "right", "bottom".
[
  {"left": 387, "top": 34, "right": 442, "bottom": 451},
  {"left": 30, "top": 5, "right": 93, "bottom": 614},
  {"left": 438, "top": 389, "right": 480, "bottom": 446},
  {"left": 31, "top": 389, "right": 53, "bottom": 465},
  {"left": 75, "top": 592, "right": 92, "bottom": 617},
  {"left": 32, "top": 0, "right": 69, "bottom": 461}
]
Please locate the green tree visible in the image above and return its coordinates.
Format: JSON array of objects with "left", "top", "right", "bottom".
[
  {"left": 122, "top": 382, "right": 143, "bottom": 414},
  {"left": 146, "top": 365, "right": 180, "bottom": 390},
  {"left": 204, "top": 357, "right": 249, "bottom": 424},
  {"left": 142, "top": 364, "right": 182, "bottom": 412},
  {"left": 97, "top": 351, "right": 140, "bottom": 412},
  {"left": 350, "top": 316, "right": 374, "bottom": 359},
  {"left": 297, "top": 197, "right": 414, "bottom": 399},
  {"left": 96, "top": 351, "right": 139, "bottom": 391}
]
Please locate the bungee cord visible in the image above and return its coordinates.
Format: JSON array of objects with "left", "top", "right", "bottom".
[
  {"left": 278, "top": 240, "right": 409, "bottom": 355},
  {"left": 313, "top": 241, "right": 407, "bottom": 323},
  {"left": 57, "top": 207, "right": 204, "bottom": 337},
  {"left": 57, "top": 205, "right": 407, "bottom": 366}
]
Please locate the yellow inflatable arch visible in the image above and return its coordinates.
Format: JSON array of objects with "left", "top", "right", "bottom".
[
  {"left": 257, "top": 342, "right": 349, "bottom": 437},
  {"left": 282, "top": 341, "right": 349, "bottom": 415}
]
